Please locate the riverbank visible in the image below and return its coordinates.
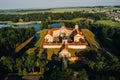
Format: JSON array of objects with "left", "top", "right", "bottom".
[{"left": 0, "top": 21, "right": 41, "bottom": 25}]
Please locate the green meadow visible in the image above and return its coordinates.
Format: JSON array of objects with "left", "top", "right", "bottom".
[{"left": 95, "top": 20, "right": 120, "bottom": 27}]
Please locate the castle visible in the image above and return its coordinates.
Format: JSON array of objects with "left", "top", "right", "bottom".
[
  {"left": 43, "top": 24, "right": 88, "bottom": 63},
  {"left": 43, "top": 24, "right": 88, "bottom": 49}
]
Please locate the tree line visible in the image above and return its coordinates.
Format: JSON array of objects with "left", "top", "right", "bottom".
[{"left": 0, "top": 11, "right": 108, "bottom": 22}]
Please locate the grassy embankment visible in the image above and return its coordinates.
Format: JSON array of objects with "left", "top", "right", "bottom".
[
  {"left": 26, "top": 29, "right": 48, "bottom": 56},
  {"left": 15, "top": 36, "right": 34, "bottom": 53},
  {"left": 0, "top": 21, "right": 41, "bottom": 25},
  {"left": 50, "top": 18, "right": 86, "bottom": 22},
  {"left": 35, "top": 29, "right": 48, "bottom": 47},
  {"left": 95, "top": 20, "right": 120, "bottom": 27},
  {"left": 81, "top": 29, "right": 100, "bottom": 48}
]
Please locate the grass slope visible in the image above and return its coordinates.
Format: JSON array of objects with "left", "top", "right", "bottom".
[
  {"left": 35, "top": 29, "right": 48, "bottom": 47},
  {"left": 81, "top": 29, "right": 100, "bottom": 48}
]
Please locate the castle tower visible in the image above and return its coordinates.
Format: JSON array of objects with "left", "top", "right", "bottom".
[{"left": 75, "top": 24, "right": 79, "bottom": 30}]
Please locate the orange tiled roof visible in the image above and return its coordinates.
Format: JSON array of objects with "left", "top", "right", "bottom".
[{"left": 47, "top": 28, "right": 59, "bottom": 36}]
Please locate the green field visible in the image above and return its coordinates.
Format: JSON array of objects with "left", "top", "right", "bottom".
[
  {"left": 1, "top": 7, "right": 120, "bottom": 14},
  {"left": 50, "top": 18, "right": 86, "bottom": 22},
  {"left": 95, "top": 20, "right": 120, "bottom": 27}
]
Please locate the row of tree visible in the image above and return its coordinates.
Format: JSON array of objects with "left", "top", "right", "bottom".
[{"left": 0, "top": 11, "right": 108, "bottom": 22}]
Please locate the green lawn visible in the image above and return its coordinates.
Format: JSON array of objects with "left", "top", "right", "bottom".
[
  {"left": 47, "top": 48, "right": 60, "bottom": 60},
  {"left": 47, "top": 48, "right": 82, "bottom": 60},
  {"left": 95, "top": 20, "right": 120, "bottom": 27}
]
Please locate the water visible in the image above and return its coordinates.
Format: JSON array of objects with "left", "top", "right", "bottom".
[
  {"left": 50, "top": 22, "right": 64, "bottom": 28},
  {"left": 0, "top": 23, "right": 63, "bottom": 31},
  {"left": 0, "top": 24, "right": 12, "bottom": 28},
  {"left": 0, "top": 23, "right": 62, "bottom": 39}
]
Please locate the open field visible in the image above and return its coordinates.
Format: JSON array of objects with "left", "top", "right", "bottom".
[
  {"left": 0, "top": 7, "right": 120, "bottom": 14},
  {"left": 95, "top": 20, "right": 120, "bottom": 27},
  {"left": 81, "top": 29, "right": 100, "bottom": 48},
  {"left": 51, "top": 7, "right": 120, "bottom": 13}
]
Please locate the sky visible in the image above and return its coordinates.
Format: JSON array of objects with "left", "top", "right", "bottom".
[{"left": 0, "top": 0, "right": 120, "bottom": 10}]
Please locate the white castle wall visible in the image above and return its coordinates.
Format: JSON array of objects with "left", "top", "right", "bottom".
[
  {"left": 68, "top": 45, "right": 87, "bottom": 49},
  {"left": 43, "top": 44, "right": 87, "bottom": 49},
  {"left": 43, "top": 45, "right": 62, "bottom": 48}
]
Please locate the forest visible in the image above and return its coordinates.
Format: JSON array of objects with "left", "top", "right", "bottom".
[{"left": 0, "top": 27, "right": 36, "bottom": 56}]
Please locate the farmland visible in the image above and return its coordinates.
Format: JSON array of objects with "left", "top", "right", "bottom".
[
  {"left": 95, "top": 20, "right": 120, "bottom": 27},
  {"left": 0, "top": 7, "right": 120, "bottom": 14}
]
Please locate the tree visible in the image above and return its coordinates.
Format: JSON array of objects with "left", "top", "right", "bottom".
[
  {"left": 37, "top": 51, "right": 47, "bottom": 73},
  {"left": 49, "top": 68, "right": 73, "bottom": 80},
  {"left": 25, "top": 53, "right": 36, "bottom": 72},
  {"left": 41, "top": 21, "right": 48, "bottom": 30},
  {"left": 78, "top": 69, "right": 88, "bottom": 80},
  {"left": 16, "top": 58, "right": 23, "bottom": 75},
  {"left": 1, "top": 56, "right": 14, "bottom": 72},
  {"left": 37, "top": 58, "right": 46, "bottom": 73}
]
